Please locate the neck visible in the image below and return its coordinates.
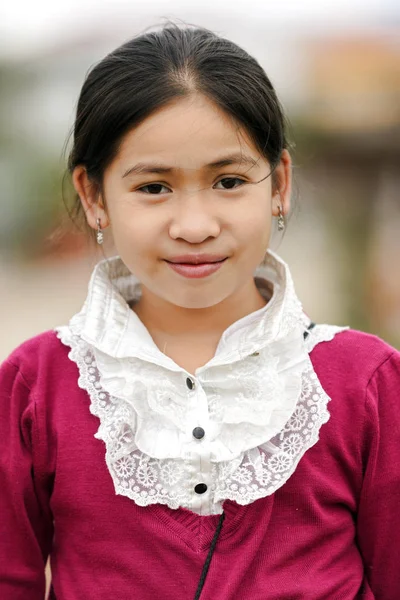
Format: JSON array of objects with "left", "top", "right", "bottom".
[{"left": 132, "top": 278, "right": 269, "bottom": 343}]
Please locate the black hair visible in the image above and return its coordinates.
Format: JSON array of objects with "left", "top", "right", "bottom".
[{"left": 66, "top": 22, "right": 291, "bottom": 237}]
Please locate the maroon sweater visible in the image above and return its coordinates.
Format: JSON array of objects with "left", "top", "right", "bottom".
[{"left": 0, "top": 328, "right": 399, "bottom": 599}]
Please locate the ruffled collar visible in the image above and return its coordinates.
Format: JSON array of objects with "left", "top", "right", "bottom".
[
  {"left": 69, "top": 249, "right": 308, "bottom": 369},
  {"left": 57, "top": 250, "right": 348, "bottom": 515}
]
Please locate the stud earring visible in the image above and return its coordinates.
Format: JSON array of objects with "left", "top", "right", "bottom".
[
  {"left": 277, "top": 204, "right": 285, "bottom": 232},
  {"left": 96, "top": 218, "right": 104, "bottom": 245}
]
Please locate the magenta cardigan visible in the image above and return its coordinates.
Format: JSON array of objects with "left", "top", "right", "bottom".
[{"left": 0, "top": 328, "right": 399, "bottom": 599}]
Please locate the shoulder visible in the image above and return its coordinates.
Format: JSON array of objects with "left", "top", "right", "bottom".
[
  {"left": 321, "top": 327, "right": 396, "bottom": 358},
  {"left": 309, "top": 327, "right": 399, "bottom": 404},
  {"left": 2, "top": 329, "right": 73, "bottom": 388},
  {"left": 0, "top": 330, "right": 68, "bottom": 420},
  {"left": 306, "top": 328, "right": 400, "bottom": 463},
  {"left": 311, "top": 327, "right": 398, "bottom": 380}
]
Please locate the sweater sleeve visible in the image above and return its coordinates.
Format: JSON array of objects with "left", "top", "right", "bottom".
[
  {"left": 0, "top": 358, "right": 53, "bottom": 599},
  {"left": 357, "top": 350, "right": 400, "bottom": 598}
]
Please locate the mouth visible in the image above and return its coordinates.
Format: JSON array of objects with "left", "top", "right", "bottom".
[
  {"left": 165, "top": 258, "right": 227, "bottom": 265},
  {"left": 165, "top": 255, "right": 228, "bottom": 265},
  {"left": 164, "top": 257, "right": 228, "bottom": 279}
]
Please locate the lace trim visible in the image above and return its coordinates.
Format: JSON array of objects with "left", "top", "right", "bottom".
[
  {"left": 55, "top": 323, "right": 346, "bottom": 515},
  {"left": 57, "top": 327, "right": 189, "bottom": 509},
  {"left": 305, "top": 324, "right": 349, "bottom": 353},
  {"left": 213, "top": 362, "right": 330, "bottom": 506}
]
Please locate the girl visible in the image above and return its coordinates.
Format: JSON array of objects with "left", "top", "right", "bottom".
[{"left": 0, "top": 23, "right": 399, "bottom": 600}]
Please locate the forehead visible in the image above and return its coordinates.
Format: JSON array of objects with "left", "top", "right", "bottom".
[{"left": 115, "top": 94, "right": 264, "bottom": 170}]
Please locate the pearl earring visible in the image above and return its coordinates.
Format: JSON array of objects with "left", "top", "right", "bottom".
[{"left": 96, "top": 218, "right": 104, "bottom": 245}]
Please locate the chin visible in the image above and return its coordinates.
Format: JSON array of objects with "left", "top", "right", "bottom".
[{"left": 167, "top": 290, "right": 230, "bottom": 310}]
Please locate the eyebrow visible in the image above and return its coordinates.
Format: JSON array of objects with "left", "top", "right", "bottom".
[{"left": 121, "top": 153, "right": 260, "bottom": 178}]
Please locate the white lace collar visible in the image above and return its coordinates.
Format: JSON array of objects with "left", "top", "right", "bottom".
[
  {"left": 56, "top": 250, "right": 348, "bottom": 515},
  {"left": 68, "top": 249, "right": 306, "bottom": 366}
]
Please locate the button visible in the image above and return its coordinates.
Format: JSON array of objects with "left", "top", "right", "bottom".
[
  {"left": 186, "top": 377, "right": 195, "bottom": 390},
  {"left": 194, "top": 483, "right": 208, "bottom": 494},
  {"left": 192, "top": 427, "right": 205, "bottom": 440}
]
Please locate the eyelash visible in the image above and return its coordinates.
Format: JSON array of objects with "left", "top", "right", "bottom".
[{"left": 136, "top": 177, "right": 247, "bottom": 195}]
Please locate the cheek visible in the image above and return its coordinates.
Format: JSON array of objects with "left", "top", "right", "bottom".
[
  {"left": 107, "top": 198, "right": 160, "bottom": 252},
  {"left": 233, "top": 197, "right": 272, "bottom": 247}
]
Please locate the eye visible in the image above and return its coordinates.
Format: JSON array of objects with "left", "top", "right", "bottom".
[
  {"left": 137, "top": 183, "right": 171, "bottom": 194},
  {"left": 213, "top": 177, "right": 247, "bottom": 190}
]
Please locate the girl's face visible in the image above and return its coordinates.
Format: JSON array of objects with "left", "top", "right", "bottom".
[{"left": 74, "top": 94, "right": 291, "bottom": 310}]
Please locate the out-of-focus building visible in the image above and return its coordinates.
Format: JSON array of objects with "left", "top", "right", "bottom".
[
  {"left": 296, "top": 32, "right": 400, "bottom": 343},
  {"left": 305, "top": 35, "right": 400, "bottom": 132}
]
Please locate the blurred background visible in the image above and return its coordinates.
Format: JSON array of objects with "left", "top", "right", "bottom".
[{"left": 1, "top": 0, "right": 400, "bottom": 361}]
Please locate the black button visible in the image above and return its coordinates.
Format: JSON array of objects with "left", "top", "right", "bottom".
[
  {"left": 192, "top": 427, "right": 205, "bottom": 440},
  {"left": 186, "top": 377, "right": 195, "bottom": 390},
  {"left": 194, "top": 483, "right": 208, "bottom": 494}
]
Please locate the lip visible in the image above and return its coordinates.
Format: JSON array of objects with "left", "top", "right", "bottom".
[
  {"left": 164, "top": 257, "right": 227, "bottom": 279},
  {"left": 165, "top": 254, "right": 227, "bottom": 264}
]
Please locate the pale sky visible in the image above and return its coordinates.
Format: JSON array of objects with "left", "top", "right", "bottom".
[{"left": 0, "top": 0, "right": 398, "bottom": 57}]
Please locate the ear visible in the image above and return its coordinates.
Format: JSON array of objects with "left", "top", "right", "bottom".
[
  {"left": 272, "top": 149, "right": 292, "bottom": 217},
  {"left": 72, "top": 166, "right": 110, "bottom": 230}
]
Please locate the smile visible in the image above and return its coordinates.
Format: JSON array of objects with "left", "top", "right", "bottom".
[{"left": 164, "top": 258, "right": 227, "bottom": 279}]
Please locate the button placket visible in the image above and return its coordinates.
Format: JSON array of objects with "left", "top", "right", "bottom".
[
  {"left": 187, "top": 377, "right": 207, "bottom": 443},
  {"left": 191, "top": 444, "right": 212, "bottom": 513},
  {"left": 186, "top": 377, "right": 212, "bottom": 513},
  {"left": 186, "top": 376, "right": 208, "bottom": 438}
]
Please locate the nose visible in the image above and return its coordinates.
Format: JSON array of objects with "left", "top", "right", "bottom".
[{"left": 168, "top": 192, "right": 221, "bottom": 243}]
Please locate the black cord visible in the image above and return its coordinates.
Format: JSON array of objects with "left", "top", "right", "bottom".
[
  {"left": 303, "top": 321, "right": 316, "bottom": 340},
  {"left": 193, "top": 512, "right": 225, "bottom": 600}
]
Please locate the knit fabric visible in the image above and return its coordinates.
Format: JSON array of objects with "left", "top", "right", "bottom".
[{"left": 1, "top": 328, "right": 399, "bottom": 599}]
